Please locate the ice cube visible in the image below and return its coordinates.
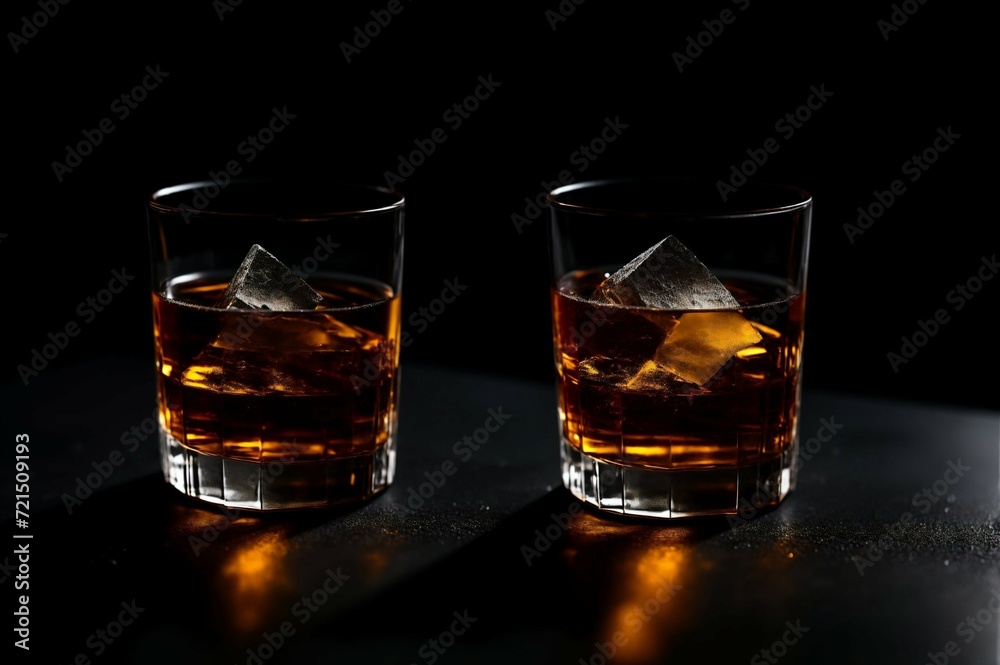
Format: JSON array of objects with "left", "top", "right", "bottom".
[
  {"left": 218, "top": 244, "right": 323, "bottom": 311},
  {"left": 179, "top": 347, "right": 317, "bottom": 395},
  {"left": 591, "top": 236, "right": 762, "bottom": 387},
  {"left": 574, "top": 305, "right": 669, "bottom": 362},
  {"left": 651, "top": 312, "right": 762, "bottom": 385},
  {"left": 591, "top": 235, "right": 740, "bottom": 310},
  {"left": 624, "top": 360, "right": 683, "bottom": 392},
  {"left": 178, "top": 245, "right": 375, "bottom": 395},
  {"left": 180, "top": 313, "right": 386, "bottom": 395},
  {"left": 210, "top": 312, "right": 372, "bottom": 352},
  {"left": 578, "top": 355, "right": 646, "bottom": 387}
]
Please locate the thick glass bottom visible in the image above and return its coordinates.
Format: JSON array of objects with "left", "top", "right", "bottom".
[
  {"left": 561, "top": 437, "right": 795, "bottom": 519},
  {"left": 160, "top": 429, "right": 395, "bottom": 510}
]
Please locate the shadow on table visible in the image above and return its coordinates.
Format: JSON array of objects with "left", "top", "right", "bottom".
[
  {"left": 31, "top": 476, "right": 779, "bottom": 664},
  {"left": 32, "top": 473, "right": 357, "bottom": 662},
  {"left": 310, "top": 489, "right": 739, "bottom": 664}
]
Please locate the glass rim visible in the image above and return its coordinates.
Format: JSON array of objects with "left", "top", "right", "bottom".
[
  {"left": 547, "top": 176, "right": 812, "bottom": 219},
  {"left": 148, "top": 178, "right": 405, "bottom": 219}
]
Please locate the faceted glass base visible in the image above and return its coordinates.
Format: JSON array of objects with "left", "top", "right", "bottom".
[
  {"left": 561, "top": 437, "right": 794, "bottom": 518},
  {"left": 160, "top": 429, "right": 395, "bottom": 510}
]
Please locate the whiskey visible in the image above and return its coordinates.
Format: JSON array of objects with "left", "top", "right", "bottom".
[
  {"left": 153, "top": 271, "right": 401, "bottom": 509},
  {"left": 553, "top": 269, "right": 804, "bottom": 517}
]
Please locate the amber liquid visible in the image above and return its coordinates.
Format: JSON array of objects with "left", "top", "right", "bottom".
[
  {"left": 153, "top": 272, "right": 401, "bottom": 464},
  {"left": 553, "top": 269, "right": 804, "bottom": 471}
]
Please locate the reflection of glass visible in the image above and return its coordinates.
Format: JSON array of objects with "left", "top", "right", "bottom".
[
  {"left": 221, "top": 531, "right": 291, "bottom": 633},
  {"left": 564, "top": 512, "right": 695, "bottom": 664},
  {"left": 148, "top": 181, "right": 404, "bottom": 510},
  {"left": 548, "top": 178, "right": 812, "bottom": 518},
  {"left": 606, "top": 545, "right": 685, "bottom": 663}
]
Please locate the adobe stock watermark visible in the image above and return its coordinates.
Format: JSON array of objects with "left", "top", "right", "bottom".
[
  {"left": 351, "top": 276, "right": 468, "bottom": 393},
  {"left": 716, "top": 84, "right": 833, "bottom": 202},
  {"left": 177, "top": 106, "right": 297, "bottom": 223},
  {"left": 684, "top": 288, "right": 802, "bottom": 406},
  {"left": 213, "top": 0, "right": 244, "bottom": 21},
  {"left": 397, "top": 276, "right": 468, "bottom": 344},
  {"left": 11, "top": 544, "right": 29, "bottom": 649},
  {"left": 727, "top": 416, "right": 845, "bottom": 527},
  {"left": 851, "top": 458, "right": 971, "bottom": 576},
  {"left": 563, "top": 304, "right": 610, "bottom": 348},
  {"left": 16, "top": 267, "right": 135, "bottom": 386},
  {"left": 340, "top": 0, "right": 415, "bottom": 63},
  {"left": 240, "top": 568, "right": 351, "bottom": 665},
  {"left": 188, "top": 503, "right": 244, "bottom": 556},
  {"left": 7, "top": 0, "right": 71, "bottom": 54},
  {"left": 0, "top": 556, "right": 16, "bottom": 585},
  {"left": 412, "top": 610, "right": 477, "bottom": 664},
  {"left": 577, "top": 579, "right": 682, "bottom": 665},
  {"left": 188, "top": 440, "right": 300, "bottom": 556},
  {"left": 209, "top": 236, "right": 342, "bottom": 350},
  {"left": 510, "top": 116, "right": 629, "bottom": 234},
  {"left": 921, "top": 590, "right": 1000, "bottom": 665},
  {"left": 290, "top": 235, "right": 342, "bottom": 279},
  {"left": 671, "top": 0, "right": 752, "bottom": 73},
  {"left": 521, "top": 500, "right": 582, "bottom": 566},
  {"left": 877, "top": 0, "right": 929, "bottom": 41},
  {"left": 383, "top": 74, "right": 501, "bottom": 189},
  {"left": 843, "top": 125, "right": 961, "bottom": 244},
  {"left": 750, "top": 620, "right": 809, "bottom": 664},
  {"left": 545, "top": 0, "right": 587, "bottom": 31},
  {"left": 51, "top": 65, "right": 170, "bottom": 182},
  {"left": 61, "top": 416, "right": 155, "bottom": 514},
  {"left": 886, "top": 254, "right": 996, "bottom": 373},
  {"left": 404, "top": 407, "right": 513, "bottom": 510}
]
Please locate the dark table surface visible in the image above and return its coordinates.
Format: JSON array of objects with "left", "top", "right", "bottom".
[{"left": 4, "top": 357, "right": 998, "bottom": 665}]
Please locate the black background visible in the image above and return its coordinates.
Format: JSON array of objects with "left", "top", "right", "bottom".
[{"left": 5, "top": 0, "right": 994, "bottom": 408}]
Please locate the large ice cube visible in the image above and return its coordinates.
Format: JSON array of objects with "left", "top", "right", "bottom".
[
  {"left": 591, "top": 235, "right": 740, "bottom": 310},
  {"left": 624, "top": 360, "right": 684, "bottom": 392},
  {"left": 210, "top": 312, "right": 371, "bottom": 352},
  {"left": 178, "top": 244, "right": 371, "bottom": 395},
  {"left": 591, "top": 236, "right": 762, "bottom": 387},
  {"left": 179, "top": 348, "right": 317, "bottom": 395},
  {"left": 218, "top": 244, "right": 323, "bottom": 311},
  {"left": 651, "top": 312, "right": 762, "bottom": 385},
  {"left": 180, "top": 312, "right": 385, "bottom": 395}
]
